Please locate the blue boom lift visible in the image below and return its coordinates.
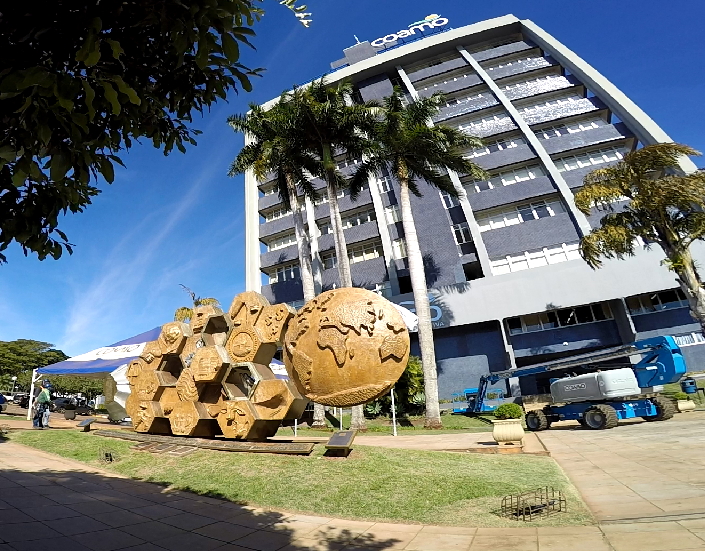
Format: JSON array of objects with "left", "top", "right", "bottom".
[{"left": 472, "top": 336, "right": 686, "bottom": 430}]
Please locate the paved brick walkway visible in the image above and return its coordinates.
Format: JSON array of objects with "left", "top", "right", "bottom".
[
  {"left": 2, "top": 440, "right": 705, "bottom": 550},
  {"left": 538, "top": 411, "right": 705, "bottom": 524}
]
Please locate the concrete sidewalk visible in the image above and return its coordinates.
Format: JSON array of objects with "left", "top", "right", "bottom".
[
  {"left": 538, "top": 411, "right": 705, "bottom": 525},
  {"left": 1, "top": 440, "right": 705, "bottom": 550}
]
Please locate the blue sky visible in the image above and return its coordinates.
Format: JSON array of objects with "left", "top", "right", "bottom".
[{"left": 1, "top": 0, "right": 704, "bottom": 357}]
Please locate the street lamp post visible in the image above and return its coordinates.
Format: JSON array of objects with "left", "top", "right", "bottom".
[{"left": 11, "top": 376, "right": 17, "bottom": 394}]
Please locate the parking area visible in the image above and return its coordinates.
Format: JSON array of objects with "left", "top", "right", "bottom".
[{"left": 538, "top": 411, "right": 705, "bottom": 523}]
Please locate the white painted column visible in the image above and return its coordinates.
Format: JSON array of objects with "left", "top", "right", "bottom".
[
  {"left": 244, "top": 146, "right": 263, "bottom": 292},
  {"left": 396, "top": 65, "right": 493, "bottom": 277},
  {"left": 456, "top": 45, "right": 593, "bottom": 237},
  {"left": 366, "top": 174, "right": 401, "bottom": 296},
  {"left": 521, "top": 20, "right": 697, "bottom": 174}
]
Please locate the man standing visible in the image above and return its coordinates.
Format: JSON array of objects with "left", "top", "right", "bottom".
[{"left": 33, "top": 382, "right": 51, "bottom": 429}]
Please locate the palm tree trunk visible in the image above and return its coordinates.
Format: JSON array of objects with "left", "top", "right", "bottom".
[
  {"left": 287, "top": 175, "right": 327, "bottom": 427},
  {"left": 287, "top": 176, "right": 315, "bottom": 303},
  {"left": 674, "top": 248, "right": 705, "bottom": 335},
  {"left": 322, "top": 144, "right": 366, "bottom": 430},
  {"left": 398, "top": 168, "right": 442, "bottom": 429}
]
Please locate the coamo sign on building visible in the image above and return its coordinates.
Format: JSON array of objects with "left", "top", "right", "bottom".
[{"left": 371, "top": 14, "right": 449, "bottom": 47}]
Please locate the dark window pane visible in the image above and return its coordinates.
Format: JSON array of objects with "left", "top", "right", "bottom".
[
  {"left": 533, "top": 204, "right": 551, "bottom": 218},
  {"left": 575, "top": 305, "right": 594, "bottom": 324},
  {"left": 592, "top": 303, "right": 608, "bottom": 321},
  {"left": 557, "top": 308, "right": 577, "bottom": 326},
  {"left": 545, "top": 311, "right": 559, "bottom": 328},
  {"left": 524, "top": 314, "right": 542, "bottom": 332},
  {"left": 658, "top": 290, "right": 680, "bottom": 309},
  {"left": 507, "top": 318, "right": 523, "bottom": 335}
]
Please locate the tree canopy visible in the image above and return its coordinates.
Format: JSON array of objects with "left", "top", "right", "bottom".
[
  {"left": 0, "top": 339, "right": 68, "bottom": 378},
  {"left": 575, "top": 143, "right": 705, "bottom": 330},
  {"left": 0, "top": 0, "right": 308, "bottom": 263}
]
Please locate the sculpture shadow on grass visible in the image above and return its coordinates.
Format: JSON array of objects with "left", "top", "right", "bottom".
[{"left": 0, "top": 462, "right": 402, "bottom": 550}]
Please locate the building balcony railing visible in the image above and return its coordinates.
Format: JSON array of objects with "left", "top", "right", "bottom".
[
  {"left": 541, "top": 123, "right": 632, "bottom": 156},
  {"left": 407, "top": 56, "right": 469, "bottom": 84},
  {"left": 416, "top": 74, "right": 483, "bottom": 99},
  {"left": 504, "top": 74, "right": 579, "bottom": 102},
  {"left": 259, "top": 214, "right": 297, "bottom": 239},
  {"left": 521, "top": 97, "right": 605, "bottom": 127},
  {"left": 473, "top": 40, "right": 538, "bottom": 63},
  {"left": 470, "top": 143, "right": 537, "bottom": 172},
  {"left": 486, "top": 56, "right": 557, "bottom": 82},
  {"left": 317, "top": 221, "right": 381, "bottom": 252},
  {"left": 433, "top": 95, "right": 500, "bottom": 123},
  {"left": 461, "top": 116, "right": 518, "bottom": 139},
  {"left": 482, "top": 212, "right": 580, "bottom": 259},
  {"left": 467, "top": 175, "right": 558, "bottom": 213},
  {"left": 260, "top": 243, "right": 299, "bottom": 270},
  {"left": 313, "top": 189, "right": 373, "bottom": 220},
  {"left": 320, "top": 255, "right": 388, "bottom": 291}
]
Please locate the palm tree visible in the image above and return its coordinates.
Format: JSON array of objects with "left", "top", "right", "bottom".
[
  {"left": 575, "top": 143, "right": 705, "bottom": 334},
  {"left": 229, "top": 102, "right": 319, "bottom": 302},
  {"left": 174, "top": 285, "right": 221, "bottom": 323},
  {"left": 229, "top": 101, "right": 329, "bottom": 429},
  {"left": 352, "top": 88, "right": 487, "bottom": 428},
  {"left": 285, "top": 78, "right": 378, "bottom": 431}
]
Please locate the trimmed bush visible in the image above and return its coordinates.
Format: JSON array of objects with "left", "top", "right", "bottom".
[
  {"left": 494, "top": 403, "right": 523, "bottom": 420},
  {"left": 673, "top": 392, "right": 690, "bottom": 401}
]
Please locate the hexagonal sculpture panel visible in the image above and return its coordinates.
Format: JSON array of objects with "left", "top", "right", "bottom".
[
  {"left": 250, "top": 378, "right": 307, "bottom": 421},
  {"left": 191, "top": 345, "right": 230, "bottom": 383},
  {"left": 202, "top": 313, "right": 231, "bottom": 347},
  {"left": 207, "top": 397, "right": 273, "bottom": 440},
  {"left": 140, "top": 340, "right": 163, "bottom": 365},
  {"left": 226, "top": 326, "right": 277, "bottom": 366},
  {"left": 179, "top": 334, "right": 205, "bottom": 368},
  {"left": 133, "top": 401, "right": 171, "bottom": 434},
  {"left": 190, "top": 304, "right": 223, "bottom": 335},
  {"left": 169, "top": 400, "right": 219, "bottom": 437},
  {"left": 157, "top": 322, "right": 193, "bottom": 355},
  {"left": 228, "top": 291, "right": 270, "bottom": 329},
  {"left": 133, "top": 370, "right": 177, "bottom": 402},
  {"left": 175, "top": 368, "right": 200, "bottom": 402}
]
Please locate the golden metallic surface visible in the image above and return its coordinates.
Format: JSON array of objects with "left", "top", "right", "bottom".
[
  {"left": 157, "top": 322, "right": 193, "bottom": 355},
  {"left": 128, "top": 289, "right": 408, "bottom": 439},
  {"left": 283, "top": 288, "right": 410, "bottom": 407}
]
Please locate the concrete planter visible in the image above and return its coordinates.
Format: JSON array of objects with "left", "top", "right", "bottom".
[
  {"left": 492, "top": 419, "right": 525, "bottom": 445},
  {"left": 677, "top": 400, "right": 696, "bottom": 413}
]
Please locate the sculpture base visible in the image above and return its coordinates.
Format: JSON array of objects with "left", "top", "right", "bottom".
[{"left": 93, "top": 430, "right": 315, "bottom": 455}]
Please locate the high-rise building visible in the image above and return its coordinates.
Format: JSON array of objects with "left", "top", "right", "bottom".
[{"left": 244, "top": 14, "right": 705, "bottom": 397}]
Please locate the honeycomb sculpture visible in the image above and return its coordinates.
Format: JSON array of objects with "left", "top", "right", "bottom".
[
  {"left": 127, "top": 288, "right": 409, "bottom": 440},
  {"left": 126, "top": 292, "right": 305, "bottom": 440}
]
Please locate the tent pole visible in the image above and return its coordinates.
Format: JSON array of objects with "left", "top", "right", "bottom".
[{"left": 26, "top": 369, "right": 40, "bottom": 421}]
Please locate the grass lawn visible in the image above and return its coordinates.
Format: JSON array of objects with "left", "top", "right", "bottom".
[
  {"left": 282, "top": 413, "right": 494, "bottom": 437},
  {"left": 9, "top": 430, "right": 592, "bottom": 527},
  {"left": 0, "top": 413, "right": 27, "bottom": 420}
]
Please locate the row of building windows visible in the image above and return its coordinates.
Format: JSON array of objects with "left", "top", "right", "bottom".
[
  {"left": 267, "top": 232, "right": 297, "bottom": 252},
  {"left": 319, "top": 208, "right": 376, "bottom": 235},
  {"left": 486, "top": 55, "right": 546, "bottom": 72},
  {"left": 626, "top": 289, "right": 689, "bottom": 316},
  {"left": 267, "top": 262, "right": 300, "bottom": 284},
  {"left": 463, "top": 164, "right": 546, "bottom": 195},
  {"left": 490, "top": 242, "right": 581, "bottom": 275},
  {"left": 674, "top": 332, "right": 705, "bottom": 347},
  {"left": 476, "top": 199, "right": 565, "bottom": 232},
  {"left": 452, "top": 222, "right": 472, "bottom": 245},
  {"left": 502, "top": 73, "right": 568, "bottom": 94},
  {"left": 321, "top": 240, "right": 384, "bottom": 269},
  {"left": 384, "top": 204, "right": 402, "bottom": 224},
  {"left": 518, "top": 93, "right": 585, "bottom": 114},
  {"left": 458, "top": 113, "right": 513, "bottom": 133},
  {"left": 444, "top": 90, "right": 490, "bottom": 108},
  {"left": 507, "top": 302, "right": 614, "bottom": 335},
  {"left": 417, "top": 71, "right": 475, "bottom": 92},
  {"left": 535, "top": 118, "right": 602, "bottom": 140},
  {"left": 336, "top": 157, "right": 361, "bottom": 170},
  {"left": 465, "top": 136, "right": 525, "bottom": 158},
  {"left": 555, "top": 147, "right": 624, "bottom": 173}
]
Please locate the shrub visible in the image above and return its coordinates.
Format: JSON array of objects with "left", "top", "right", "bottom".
[
  {"left": 494, "top": 403, "right": 523, "bottom": 420},
  {"left": 673, "top": 392, "right": 690, "bottom": 401}
]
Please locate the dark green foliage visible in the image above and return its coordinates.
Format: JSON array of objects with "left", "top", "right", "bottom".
[
  {"left": 0, "top": 339, "right": 68, "bottom": 378},
  {"left": 493, "top": 403, "right": 523, "bottom": 420},
  {"left": 673, "top": 392, "right": 689, "bottom": 401},
  {"left": 364, "top": 356, "right": 425, "bottom": 417},
  {"left": 0, "top": 0, "right": 306, "bottom": 263}
]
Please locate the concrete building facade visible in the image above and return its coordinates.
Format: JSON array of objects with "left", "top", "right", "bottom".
[{"left": 244, "top": 14, "right": 705, "bottom": 398}]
